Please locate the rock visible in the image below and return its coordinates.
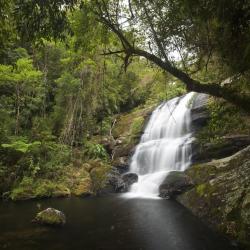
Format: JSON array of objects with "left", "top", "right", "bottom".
[
  {"left": 122, "top": 172, "right": 138, "bottom": 186},
  {"left": 112, "top": 144, "right": 135, "bottom": 159},
  {"left": 33, "top": 208, "right": 66, "bottom": 226},
  {"left": 71, "top": 177, "right": 92, "bottom": 197},
  {"left": 159, "top": 171, "right": 194, "bottom": 199},
  {"left": 192, "top": 135, "right": 250, "bottom": 164},
  {"left": 190, "top": 93, "right": 209, "bottom": 131},
  {"left": 111, "top": 156, "right": 129, "bottom": 173},
  {"left": 106, "top": 169, "right": 138, "bottom": 193},
  {"left": 106, "top": 169, "right": 127, "bottom": 192},
  {"left": 177, "top": 146, "right": 250, "bottom": 247}
]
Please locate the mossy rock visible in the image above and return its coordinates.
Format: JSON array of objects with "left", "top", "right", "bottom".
[
  {"left": 178, "top": 146, "right": 250, "bottom": 247},
  {"left": 71, "top": 177, "right": 92, "bottom": 197},
  {"left": 112, "top": 106, "right": 153, "bottom": 139},
  {"left": 33, "top": 208, "right": 66, "bottom": 226},
  {"left": 10, "top": 179, "right": 71, "bottom": 201},
  {"left": 10, "top": 187, "right": 36, "bottom": 201}
]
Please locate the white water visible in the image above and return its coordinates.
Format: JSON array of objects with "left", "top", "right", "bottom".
[{"left": 124, "top": 92, "right": 195, "bottom": 199}]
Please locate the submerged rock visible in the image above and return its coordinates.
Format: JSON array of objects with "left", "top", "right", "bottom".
[
  {"left": 33, "top": 208, "right": 66, "bottom": 226},
  {"left": 177, "top": 146, "right": 250, "bottom": 248},
  {"left": 159, "top": 171, "right": 194, "bottom": 199}
]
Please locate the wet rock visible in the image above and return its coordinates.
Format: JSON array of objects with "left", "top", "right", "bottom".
[
  {"left": 177, "top": 146, "right": 250, "bottom": 247},
  {"left": 33, "top": 208, "right": 66, "bottom": 226},
  {"left": 107, "top": 169, "right": 138, "bottom": 193},
  {"left": 122, "top": 172, "right": 138, "bottom": 186},
  {"left": 159, "top": 171, "right": 194, "bottom": 199},
  {"left": 106, "top": 168, "right": 127, "bottom": 192},
  {"left": 190, "top": 93, "right": 209, "bottom": 131}
]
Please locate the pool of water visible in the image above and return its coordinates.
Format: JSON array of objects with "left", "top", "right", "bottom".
[{"left": 0, "top": 195, "right": 239, "bottom": 250}]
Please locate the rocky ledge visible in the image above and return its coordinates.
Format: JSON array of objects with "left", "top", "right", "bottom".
[{"left": 177, "top": 146, "right": 250, "bottom": 248}]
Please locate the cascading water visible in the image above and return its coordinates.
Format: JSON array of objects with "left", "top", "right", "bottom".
[{"left": 125, "top": 92, "right": 195, "bottom": 198}]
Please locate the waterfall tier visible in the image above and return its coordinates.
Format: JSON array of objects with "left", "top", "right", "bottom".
[{"left": 124, "top": 92, "right": 195, "bottom": 198}]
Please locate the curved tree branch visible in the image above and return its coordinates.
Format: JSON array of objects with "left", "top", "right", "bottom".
[{"left": 94, "top": 1, "right": 250, "bottom": 112}]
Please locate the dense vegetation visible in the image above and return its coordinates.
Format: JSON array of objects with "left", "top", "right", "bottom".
[
  {"left": 0, "top": 2, "right": 187, "bottom": 199},
  {"left": 0, "top": 0, "right": 249, "bottom": 200}
]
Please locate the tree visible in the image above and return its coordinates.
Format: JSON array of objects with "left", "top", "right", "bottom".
[
  {"left": 0, "top": 54, "right": 43, "bottom": 135},
  {"left": 80, "top": 0, "right": 250, "bottom": 111}
]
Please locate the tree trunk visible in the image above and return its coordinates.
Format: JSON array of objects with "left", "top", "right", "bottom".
[{"left": 15, "top": 84, "right": 20, "bottom": 135}]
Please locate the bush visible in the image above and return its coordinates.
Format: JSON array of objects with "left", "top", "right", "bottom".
[{"left": 84, "top": 142, "right": 109, "bottom": 160}]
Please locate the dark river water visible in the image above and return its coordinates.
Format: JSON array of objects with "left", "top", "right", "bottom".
[{"left": 0, "top": 195, "right": 239, "bottom": 250}]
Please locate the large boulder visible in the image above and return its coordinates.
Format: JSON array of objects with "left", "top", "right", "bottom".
[
  {"left": 122, "top": 172, "right": 138, "bottom": 186},
  {"left": 177, "top": 146, "right": 250, "bottom": 248},
  {"left": 159, "top": 171, "right": 194, "bottom": 199},
  {"left": 106, "top": 168, "right": 127, "bottom": 192},
  {"left": 33, "top": 208, "right": 66, "bottom": 226},
  {"left": 107, "top": 169, "right": 138, "bottom": 193}
]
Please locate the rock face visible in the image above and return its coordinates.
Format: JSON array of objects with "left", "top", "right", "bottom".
[
  {"left": 190, "top": 93, "right": 209, "bottom": 131},
  {"left": 107, "top": 169, "right": 138, "bottom": 193},
  {"left": 33, "top": 208, "right": 66, "bottom": 226},
  {"left": 192, "top": 135, "right": 250, "bottom": 164},
  {"left": 122, "top": 172, "right": 138, "bottom": 186},
  {"left": 177, "top": 146, "right": 250, "bottom": 248},
  {"left": 159, "top": 171, "right": 194, "bottom": 199}
]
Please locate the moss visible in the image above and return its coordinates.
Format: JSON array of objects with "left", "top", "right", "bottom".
[
  {"left": 71, "top": 177, "right": 92, "bottom": 196},
  {"left": 112, "top": 105, "right": 153, "bottom": 139},
  {"left": 10, "top": 179, "right": 71, "bottom": 201},
  {"left": 34, "top": 208, "right": 66, "bottom": 226},
  {"left": 89, "top": 160, "right": 111, "bottom": 194},
  {"left": 185, "top": 164, "right": 217, "bottom": 184},
  {"left": 196, "top": 184, "right": 206, "bottom": 196},
  {"left": 10, "top": 187, "right": 35, "bottom": 201},
  {"left": 9, "top": 160, "right": 112, "bottom": 200}
]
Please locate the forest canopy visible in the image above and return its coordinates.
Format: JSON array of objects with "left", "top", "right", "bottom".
[{"left": 2, "top": 0, "right": 249, "bottom": 109}]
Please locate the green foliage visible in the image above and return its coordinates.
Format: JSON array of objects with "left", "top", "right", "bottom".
[
  {"left": 1, "top": 0, "right": 249, "bottom": 202},
  {"left": 197, "top": 98, "right": 250, "bottom": 144},
  {"left": 84, "top": 142, "right": 108, "bottom": 161},
  {"left": 130, "top": 117, "right": 145, "bottom": 140},
  {"left": 2, "top": 140, "right": 41, "bottom": 153}
]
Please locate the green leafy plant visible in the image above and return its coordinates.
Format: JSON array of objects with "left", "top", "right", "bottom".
[
  {"left": 84, "top": 142, "right": 108, "bottom": 160},
  {"left": 2, "top": 140, "right": 41, "bottom": 153}
]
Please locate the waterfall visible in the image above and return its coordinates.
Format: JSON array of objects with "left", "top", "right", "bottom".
[{"left": 125, "top": 92, "right": 195, "bottom": 198}]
